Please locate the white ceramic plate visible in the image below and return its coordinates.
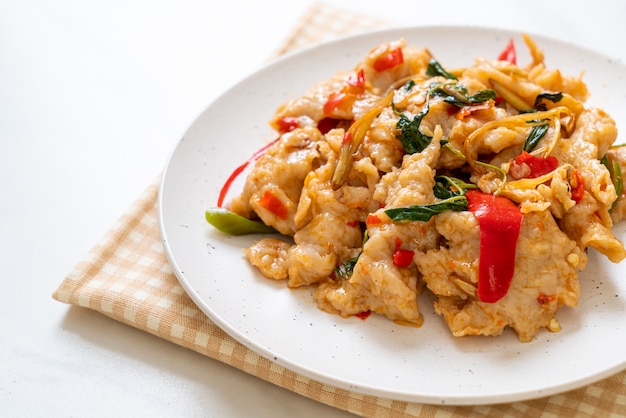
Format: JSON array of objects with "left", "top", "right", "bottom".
[{"left": 158, "top": 26, "right": 626, "bottom": 405}]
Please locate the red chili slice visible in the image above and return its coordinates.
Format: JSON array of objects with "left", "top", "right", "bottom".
[
  {"left": 466, "top": 190, "right": 524, "bottom": 303},
  {"left": 258, "top": 190, "right": 288, "bottom": 220},
  {"left": 217, "top": 138, "right": 279, "bottom": 207},
  {"left": 355, "top": 310, "right": 371, "bottom": 320},
  {"left": 346, "top": 69, "right": 365, "bottom": 94},
  {"left": 456, "top": 101, "right": 493, "bottom": 120},
  {"left": 341, "top": 131, "right": 353, "bottom": 145},
  {"left": 392, "top": 248, "right": 414, "bottom": 267},
  {"left": 373, "top": 47, "right": 404, "bottom": 72},
  {"left": 537, "top": 293, "right": 555, "bottom": 304},
  {"left": 570, "top": 170, "right": 585, "bottom": 203},
  {"left": 322, "top": 69, "right": 365, "bottom": 120},
  {"left": 323, "top": 91, "right": 355, "bottom": 116},
  {"left": 317, "top": 117, "right": 340, "bottom": 134},
  {"left": 498, "top": 38, "right": 517, "bottom": 65},
  {"left": 275, "top": 116, "right": 299, "bottom": 133},
  {"left": 511, "top": 151, "right": 558, "bottom": 179}
]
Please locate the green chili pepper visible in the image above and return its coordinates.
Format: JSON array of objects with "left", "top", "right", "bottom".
[{"left": 205, "top": 207, "right": 276, "bottom": 235}]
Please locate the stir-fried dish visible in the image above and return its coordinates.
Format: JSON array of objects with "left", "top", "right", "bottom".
[{"left": 206, "top": 35, "right": 626, "bottom": 342}]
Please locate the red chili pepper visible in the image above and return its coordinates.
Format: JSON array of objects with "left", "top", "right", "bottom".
[
  {"left": 466, "top": 190, "right": 524, "bottom": 303},
  {"left": 570, "top": 170, "right": 585, "bottom": 203},
  {"left": 446, "top": 105, "right": 459, "bottom": 117},
  {"left": 366, "top": 214, "right": 381, "bottom": 225},
  {"left": 346, "top": 220, "right": 359, "bottom": 227},
  {"left": 317, "top": 117, "right": 340, "bottom": 134},
  {"left": 498, "top": 38, "right": 517, "bottom": 65},
  {"left": 537, "top": 293, "right": 554, "bottom": 304},
  {"left": 323, "top": 69, "right": 365, "bottom": 119},
  {"left": 355, "top": 310, "right": 371, "bottom": 320},
  {"left": 217, "top": 138, "right": 280, "bottom": 207},
  {"left": 373, "top": 47, "right": 404, "bottom": 72},
  {"left": 392, "top": 248, "right": 414, "bottom": 267},
  {"left": 258, "top": 190, "right": 288, "bottom": 220},
  {"left": 323, "top": 91, "right": 356, "bottom": 116},
  {"left": 456, "top": 101, "right": 493, "bottom": 120},
  {"left": 346, "top": 69, "right": 365, "bottom": 94},
  {"left": 511, "top": 151, "right": 558, "bottom": 179},
  {"left": 275, "top": 116, "right": 299, "bottom": 133}
]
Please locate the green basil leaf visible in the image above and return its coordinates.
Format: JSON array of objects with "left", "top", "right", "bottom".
[
  {"left": 430, "top": 84, "right": 495, "bottom": 107},
  {"left": 433, "top": 183, "right": 458, "bottom": 200},
  {"left": 430, "top": 84, "right": 469, "bottom": 106},
  {"left": 613, "top": 162, "right": 623, "bottom": 211},
  {"left": 394, "top": 102, "right": 432, "bottom": 154},
  {"left": 335, "top": 256, "right": 359, "bottom": 279},
  {"left": 468, "top": 89, "right": 497, "bottom": 103},
  {"left": 601, "top": 154, "right": 623, "bottom": 212},
  {"left": 384, "top": 196, "right": 468, "bottom": 222},
  {"left": 523, "top": 123, "right": 549, "bottom": 152},
  {"left": 433, "top": 176, "right": 475, "bottom": 199},
  {"left": 534, "top": 92, "right": 563, "bottom": 111},
  {"left": 426, "top": 59, "right": 458, "bottom": 80},
  {"left": 396, "top": 113, "right": 432, "bottom": 154},
  {"left": 612, "top": 161, "right": 623, "bottom": 190},
  {"left": 403, "top": 79, "right": 416, "bottom": 92},
  {"left": 334, "top": 230, "right": 368, "bottom": 279}
]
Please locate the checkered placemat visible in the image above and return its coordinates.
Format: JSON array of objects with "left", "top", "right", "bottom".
[{"left": 53, "top": 3, "right": 626, "bottom": 417}]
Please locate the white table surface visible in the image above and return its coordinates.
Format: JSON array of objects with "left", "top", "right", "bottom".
[{"left": 2, "top": 1, "right": 624, "bottom": 416}]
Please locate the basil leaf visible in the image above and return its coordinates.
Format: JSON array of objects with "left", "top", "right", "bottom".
[
  {"left": 334, "top": 230, "right": 368, "bottom": 279},
  {"left": 534, "top": 92, "right": 563, "bottom": 111},
  {"left": 426, "top": 59, "right": 458, "bottom": 80},
  {"left": 385, "top": 196, "right": 468, "bottom": 222},
  {"left": 430, "top": 84, "right": 469, "bottom": 106},
  {"left": 523, "top": 123, "right": 549, "bottom": 152},
  {"left": 403, "top": 79, "right": 416, "bottom": 92},
  {"left": 335, "top": 256, "right": 358, "bottom": 279},
  {"left": 433, "top": 183, "right": 458, "bottom": 200},
  {"left": 393, "top": 81, "right": 494, "bottom": 155},
  {"left": 430, "top": 84, "right": 495, "bottom": 107},
  {"left": 433, "top": 175, "right": 476, "bottom": 199},
  {"left": 601, "top": 154, "right": 623, "bottom": 212},
  {"left": 468, "top": 89, "right": 497, "bottom": 103},
  {"left": 441, "top": 141, "right": 467, "bottom": 160},
  {"left": 613, "top": 162, "right": 623, "bottom": 211},
  {"left": 394, "top": 103, "right": 432, "bottom": 154}
]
